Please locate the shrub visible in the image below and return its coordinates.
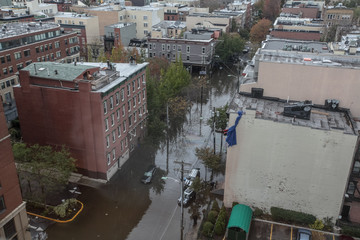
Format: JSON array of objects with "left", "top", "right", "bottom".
[
  {"left": 218, "top": 206, "right": 227, "bottom": 221},
  {"left": 309, "top": 219, "right": 324, "bottom": 230},
  {"left": 342, "top": 225, "right": 360, "bottom": 238},
  {"left": 54, "top": 198, "right": 78, "bottom": 218},
  {"left": 253, "top": 207, "right": 263, "bottom": 218},
  {"left": 212, "top": 201, "right": 220, "bottom": 212},
  {"left": 202, "top": 221, "right": 214, "bottom": 237},
  {"left": 214, "top": 220, "right": 226, "bottom": 236},
  {"left": 323, "top": 217, "right": 334, "bottom": 232},
  {"left": 270, "top": 207, "right": 316, "bottom": 225},
  {"left": 208, "top": 210, "right": 218, "bottom": 224}
]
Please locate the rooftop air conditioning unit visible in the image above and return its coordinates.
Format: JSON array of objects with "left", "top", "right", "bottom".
[
  {"left": 251, "top": 88, "right": 264, "bottom": 98},
  {"left": 325, "top": 99, "right": 339, "bottom": 110},
  {"left": 283, "top": 101, "right": 312, "bottom": 120}
]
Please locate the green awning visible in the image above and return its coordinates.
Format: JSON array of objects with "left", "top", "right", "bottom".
[{"left": 227, "top": 204, "right": 253, "bottom": 233}]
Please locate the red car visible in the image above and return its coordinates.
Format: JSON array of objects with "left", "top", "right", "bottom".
[{"left": 340, "top": 235, "right": 355, "bottom": 240}]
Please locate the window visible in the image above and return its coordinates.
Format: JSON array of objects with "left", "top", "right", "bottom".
[
  {"left": 49, "top": 43, "right": 52, "bottom": 50},
  {"left": 10, "top": 79, "right": 15, "bottom": 85},
  {"left": 35, "top": 47, "right": 39, "bottom": 53},
  {"left": 137, "top": 78, "right": 140, "bottom": 89},
  {"left": 127, "top": 84, "right": 130, "bottom": 96},
  {"left": 162, "top": 44, "right": 165, "bottom": 51},
  {"left": 111, "top": 113, "right": 115, "bottom": 126},
  {"left": 128, "top": 100, "right": 131, "bottom": 112},
  {"left": 105, "top": 118, "right": 109, "bottom": 131},
  {"left": 45, "top": 44, "right": 48, "bottom": 51},
  {"left": 55, "top": 41, "right": 60, "bottom": 48},
  {"left": 4, "top": 218, "right": 16, "bottom": 240},
  {"left": 186, "top": 45, "right": 190, "bottom": 53},
  {"left": 0, "top": 195, "right": 5, "bottom": 212},
  {"left": 122, "top": 105, "right": 125, "bottom": 117},
  {"left": 144, "top": 22, "right": 148, "bottom": 27},
  {"left": 106, "top": 135, "right": 110, "bottom": 148},
  {"left": 173, "top": 45, "right": 176, "bottom": 51},
  {"left": 1, "top": 82, "right": 4, "bottom": 89},
  {"left": 107, "top": 153, "right": 111, "bottom": 165},
  {"left": 103, "top": 101, "right": 108, "bottom": 114},
  {"left": 153, "top": 43, "right": 156, "bottom": 49},
  {"left": 14, "top": 52, "right": 21, "bottom": 60},
  {"left": 123, "top": 120, "right": 126, "bottom": 132},
  {"left": 347, "top": 181, "right": 356, "bottom": 195},
  {"left": 3, "top": 68, "right": 7, "bottom": 75},
  {"left": 125, "top": 137, "right": 128, "bottom": 147},
  {"left": 142, "top": 74, "right": 145, "bottom": 84},
  {"left": 115, "top": 92, "right": 120, "bottom": 105},
  {"left": 132, "top": 80, "right": 135, "bottom": 92},
  {"left": 143, "top": 89, "right": 146, "bottom": 100},
  {"left": 202, "top": 47, "right": 206, "bottom": 54},
  {"left": 187, "top": 55, "right": 190, "bottom": 61},
  {"left": 138, "top": 93, "right": 141, "bottom": 104},
  {"left": 9, "top": 66, "right": 13, "bottom": 73},
  {"left": 112, "top": 148, "right": 116, "bottom": 160},
  {"left": 129, "top": 115, "right": 132, "bottom": 126},
  {"left": 110, "top": 96, "right": 114, "bottom": 109},
  {"left": 6, "top": 81, "right": 10, "bottom": 87},
  {"left": 178, "top": 45, "right": 181, "bottom": 51},
  {"left": 40, "top": 45, "right": 44, "bottom": 52},
  {"left": 121, "top": 140, "right": 124, "bottom": 151},
  {"left": 353, "top": 161, "right": 360, "bottom": 174},
  {"left": 167, "top": 44, "right": 170, "bottom": 51},
  {"left": 143, "top": 15, "right": 148, "bottom": 20},
  {"left": 112, "top": 130, "right": 116, "bottom": 142},
  {"left": 56, "top": 51, "right": 61, "bottom": 58},
  {"left": 149, "top": 44, "right": 152, "bottom": 50},
  {"left": 116, "top": 109, "right": 120, "bottom": 122},
  {"left": 16, "top": 63, "right": 23, "bottom": 70},
  {"left": 134, "top": 112, "right": 137, "bottom": 123},
  {"left": 133, "top": 96, "right": 136, "bottom": 107},
  {"left": 117, "top": 125, "right": 121, "bottom": 137},
  {"left": 6, "top": 55, "right": 10, "bottom": 62},
  {"left": 121, "top": 89, "right": 125, "bottom": 101}
]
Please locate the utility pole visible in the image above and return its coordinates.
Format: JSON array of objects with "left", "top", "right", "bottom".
[
  {"left": 213, "top": 107, "right": 216, "bottom": 155},
  {"left": 174, "top": 160, "right": 191, "bottom": 240},
  {"left": 199, "top": 85, "right": 203, "bottom": 136},
  {"left": 166, "top": 103, "right": 169, "bottom": 174}
]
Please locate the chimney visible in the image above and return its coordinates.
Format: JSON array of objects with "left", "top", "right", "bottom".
[{"left": 129, "top": 56, "right": 136, "bottom": 65}]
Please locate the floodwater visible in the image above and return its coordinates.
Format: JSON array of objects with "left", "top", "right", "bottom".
[{"left": 46, "top": 67, "right": 239, "bottom": 240}]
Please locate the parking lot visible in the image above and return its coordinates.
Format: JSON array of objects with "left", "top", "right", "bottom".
[{"left": 249, "top": 219, "right": 339, "bottom": 240}]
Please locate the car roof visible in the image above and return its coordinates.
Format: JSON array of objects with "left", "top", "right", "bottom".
[{"left": 188, "top": 168, "right": 199, "bottom": 178}]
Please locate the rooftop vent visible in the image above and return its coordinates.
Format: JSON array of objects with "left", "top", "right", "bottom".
[
  {"left": 325, "top": 99, "right": 339, "bottom": 110},
  {"left": 283, "top": 101, "right": 312, "bottom": 120},
  {"left": 251, "top": 88, "right": 264, "bottom": 98},
  {"left": 129, "top": 56, "right": 136, "bottom": 65}
]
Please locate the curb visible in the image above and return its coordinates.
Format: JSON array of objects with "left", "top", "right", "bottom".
[{"left": 27, "top": 200, "right": 84, "bottom": 223}]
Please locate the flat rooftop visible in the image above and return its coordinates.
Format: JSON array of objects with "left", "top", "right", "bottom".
[
  {"left": 229, "top": 95, "right": 357, "bottom": 135},
  {"left": 54, "top": 12, "right": 95, "bottom": 19},
  {"left": 23, "top": 61, "right": 148, "bottom": 92},
  {"left": 262, "top": 38, "right": 329, "bottom": 53},
  {"left": 0, "top": 22, "right": 59, "bottom": 40}
]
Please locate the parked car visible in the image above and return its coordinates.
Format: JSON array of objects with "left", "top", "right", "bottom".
[
  {"left": 184, "top": 168, "right": 200, "bottom": 187},
  {"left": 177, "top": 188, "right": 196, "bottom": 206},
  {"left": 141, "top": 165, "right": 156, "bottom": 184},
  {"left": 296, "top": 229, "right": 312, "bottom": 240},
  {"left": 340, "top": 235, "right": 355, "bottom": 240}
]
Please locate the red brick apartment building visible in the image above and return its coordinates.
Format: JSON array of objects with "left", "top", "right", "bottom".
[
  {"left": 14, "top": 60, "right": 148, "bottom": 180},
  {"left": 0, "top": 100, "right": 30, "bottom": 240},
  {"left": 0, "top": 21, "right": 80, "bottom": 111}
]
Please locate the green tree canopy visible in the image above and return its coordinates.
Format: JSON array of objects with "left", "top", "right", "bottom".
[
  {"left": 215, "top": 33, "right": 245, "bottom": 62},
  {"left": 195, "top": 147, "right": 223, "bottom": 180},
  {"left": 13, "top": 143, "right": 76, "bottom": 206},
  {"left": 207, "top": 105, "right": 229, "bottom": 131}
]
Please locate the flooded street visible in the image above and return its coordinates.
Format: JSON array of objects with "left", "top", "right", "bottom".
[{"left": 46, "top": 68, "right": 238, "bottom": 240}]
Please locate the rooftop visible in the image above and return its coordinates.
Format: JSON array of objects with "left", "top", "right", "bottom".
[
  {"left": 23, "top": 61, "right": 148, "bottom": 92},
  {"left": 0, "top": 22, "right": 59, "bottom": 40},
  {"left": 106, "top": 22, "right": 135, "bottom": 29},
  {"left": 152, "top": 20, "right": 186, "bottom": 29},
  {"left": 262, "top": 38, "right": 329, "bottom": 53},
  {"left": 54, "top": 12, "right": 95, "bottom": 19},
  {"left": 229, "top": 95, "right": 357, "bottom": 135}
]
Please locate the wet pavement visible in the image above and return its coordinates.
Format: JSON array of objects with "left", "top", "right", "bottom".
[{"left": 45, "top": 68, "right": 238, "bottom": 240}]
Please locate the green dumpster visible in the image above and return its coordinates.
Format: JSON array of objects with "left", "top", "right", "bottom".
[{"left": 227, "top": 204, "right": 253, "bottom": 240}]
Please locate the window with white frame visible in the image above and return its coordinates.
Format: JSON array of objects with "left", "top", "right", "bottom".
[
  {"left": 122, "top": 105, "right": 125, "bottom": 116},
  {"left": 112, "top": 130, "right": 116, "bottom": 142},
  {"left": 178, "top": 45, "right": 181, "bottom": 52},
  {"left": 111, "top": 113, "right": 115, "bottom": 126},
  {"left": 144, "top": 22, "right": 148, "bottom": 27},
  {"left": 118, "top": 125, "right": 121, "bottom": 137},
  {"left": 186, "top": 46, "right": 190, "bottom": 53},
  {"left": 121, "top": 89, "right": 125, "bottom": 101},
  {"left": 162, "top": 44, "right": 165, "bottom": 51},
  {"left": 121, "top": 140, "right": 124, "bottom": 151},
  {"left": 115, "top": 92, "right": 120, "bottom": 105},
  {"left": 123, "top": 120, "right": 126, "bottom": 132},
  {"left": 128, "top": 100, "right": 131, "bottom": 112},
  {"left": 116, "top": 109, "right": 120, "bottom": 122},
  {"left": 202, "top": 47, "right": 206, "bottom": 54},
  {"left": 129, "top": 115, "right": 132, "bottom": 126},
  {"left": 138, "top": 93, "right": 141, "bottom": 104},
  {"left": 106, "top": 135, "right": 110, "bottom": 148},
  {"left": 107, "top": 153, "right": 111, "bottom": 165},
  {"left": 132, "top": 80, "right": 135, "bottom": 92},
  {"left": 105, "top": 118, "right": 109, "bottom": 131},
  {"left": 112, "top": 148, "right": 116, "bottom": 160},
  {"left": 134, "top": 112, "right": 137, "bottom": 123},
  {"left": 133, "top": 96, "right": 136, "bottom": 107},
  {"left": 137, "top": 78, "right": 140, "bottom": 89},
  {"left": 143, "top": 89, "right": 146, "bottom": 100},
  {"left": 103, "top": 101, "right": 108, "bottom": 114},
  {"left": 127, "top": 84, "right": 130, "bottom": 96},
  {"left": 110, "top": 96, "right": 114, "bottom": 109},
  {"left": 125, "top": 137, "right": 128, "bottom": 147},
  {"left": 143, "top": 15, "right": 148, "bottom": 20}
]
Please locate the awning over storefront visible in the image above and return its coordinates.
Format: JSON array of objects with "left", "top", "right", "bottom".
[{"left": 227, "top": 204, "right": 253, "bottom": 233}]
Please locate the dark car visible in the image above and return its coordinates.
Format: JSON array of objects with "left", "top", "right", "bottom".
[
  {"left": 177, "top": 188, "right": 196, "bottom": 206},
  {"left": 141, "top": 165, "right": 156, "bottom": 184},
  {"left": 296, "top": 229, "right": 312, "bottom": 240},
  {"left": 340, "top": 235, "right": 355, "bottom": 240}
]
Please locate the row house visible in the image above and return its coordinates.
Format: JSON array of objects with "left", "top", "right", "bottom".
[
  {"left": 14, "top": 60, "right": 148, "bottom": 180},
  {"left": 0, "top": 21, "right": 80, "bottom": 123}
]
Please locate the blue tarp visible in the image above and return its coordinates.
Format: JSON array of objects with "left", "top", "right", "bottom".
[{"left": 226, "top": 111, "right": 243, "bottom": 147}]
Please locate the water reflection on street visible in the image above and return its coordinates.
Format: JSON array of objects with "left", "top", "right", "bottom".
[{"left": 46, "top": 68, "right": 238, "bottom": 240}]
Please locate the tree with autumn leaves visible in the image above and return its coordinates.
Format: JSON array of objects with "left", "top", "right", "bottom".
[{"left": 250, "top": 18, "right": 273, "bottom": 44}]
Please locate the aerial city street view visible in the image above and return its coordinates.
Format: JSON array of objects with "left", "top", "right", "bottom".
[{"left": 1, "top": 0, "right": 360, "bottom": 239}]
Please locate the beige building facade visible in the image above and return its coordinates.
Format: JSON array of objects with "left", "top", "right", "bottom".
[
  {"left": 185, "top": 14, "right": 230, "bottom": 32},
  {"left": 224, "top": 96, "right": 358, "bottom": 222}
]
